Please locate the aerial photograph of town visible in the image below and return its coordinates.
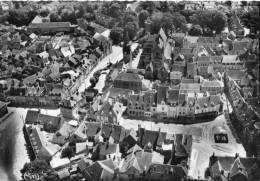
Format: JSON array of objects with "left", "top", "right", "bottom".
[{"left": 0, "top": 0, "right": 259, "bottom": 181}]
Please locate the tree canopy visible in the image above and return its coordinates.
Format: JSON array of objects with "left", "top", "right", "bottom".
[
  {"left": 190, "top": 10, "right": 227, "bottom": 34},
  {"left": 21, "top": 159, "right": 58, "bottom": 181}
]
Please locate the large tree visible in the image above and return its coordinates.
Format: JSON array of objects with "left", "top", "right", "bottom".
[
  {"left": 109, "top": 27, "right": 124, "bottom": 44},
  {"left": 188, "top": 24, "right": 203, "bottom": 36},
  {"left": 138, "top": 10, "right": 149, "bottom": 27},
  {"left": 190, "top": 10, "right": 227, "bottom": 34},
  {"left": 21, "top": 159, "right": 58, "bottom": 181}
]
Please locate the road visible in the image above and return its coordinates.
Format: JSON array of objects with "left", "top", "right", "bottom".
[
  {"left": 78, "top": 46, "right": 123, "bottom": 93},
  {"left": 118, "top": 94, "right": 246, "bottom": 179}
]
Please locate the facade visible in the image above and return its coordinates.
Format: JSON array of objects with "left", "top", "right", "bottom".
[
  {"left": 201, "top": 80, "right": 224, "bottom": 95},
  {"left": 113, "top": 72, "right": 143, "bottom": 91},
  {"left": 0, "top": 101, "right": 8, "bottom": 118}
]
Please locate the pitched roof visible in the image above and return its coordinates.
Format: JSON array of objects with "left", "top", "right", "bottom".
[
  {"left": 111, "top": 125, "right": 126, "bottom": 143},
  {"left": 25, "top": 110, "right": 40, "bottom": 124},
  {"left": 28, "top": 22, "right": 72, "bottom": 29},
  {"left": 98, "top": 142, "right": 119, "bottom": 156},
  {"left": 114, "top": 72, "right": 142, "bottom": 82},
  {"left": 222, "top": 55, "right": 239, "bottom": 64},
  {"left": 156, "top": 85, "right": 168, "bottom": 104},
  {"left": 85, "top": 159, "right": 115, "bottom": 181},
  {"left": 141, "top": 130, "right": 159, "bottom": 148},
  {"left": 167, "top": 89, "right": 180, "bottom": 104}
]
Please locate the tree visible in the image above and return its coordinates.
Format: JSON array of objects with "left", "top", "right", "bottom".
[
  {"left": 39, "top": 9, "right": 50, "bottom": 17},
  {"left": 125, "top": 21, "right": 138, "bottom": 40},
  {"left": 138, "top": 10, "right": 149, "bottom": 27},
  {"left": 50, "top": 12, "right": 61, "bottom": 22},
  {"left": 109, "top": 27, "right": 124, "bottom": 44},
  {"left": 21, "top": 159, "right": 58, "bottom": 181},
  {"left": 188, "top": 24, "right": 203, "bottom": 36},
  {"left": 108, "top": 2, "right": 122, "bottom": 18},
  {"left": 138, "top": 1, "right": 155, "bottom": 14},
  {"left": 191, "top": 10, "right": 227, "bottom": 34},
  {"left": 61, "top": 146, "right": 75, "bottom": 159}
]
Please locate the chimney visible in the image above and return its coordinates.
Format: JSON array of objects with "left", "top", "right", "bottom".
[{"left": 170, "top": 139, "right": 175, "bottom": 165}]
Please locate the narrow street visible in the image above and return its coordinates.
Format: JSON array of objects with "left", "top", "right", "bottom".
[{"left": 78, "top": 46, "right": 123, "bottom": 93}]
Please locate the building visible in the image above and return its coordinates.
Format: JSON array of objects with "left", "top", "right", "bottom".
[
  {"left": 26, "top": 125, "right": 60, "bottom": 161},
  {"left": 127, "top": 90, "right": 156, "bottom": 117},
  {"left": 222, "top": 55, "right": 244, "bottom": 70},
  {"left": 0, "top": 101, "right": 8, "bottom": 118},
  {"left": 201, "top": 80, "right": 224, "bottom": 95},
  {"left": 27, "top": 22, "right": 76, "bottom": 34},
  {"left": 206, "top": 153, "right": 260, "bottom": 181},
  {"left": 113, "top": 72, "right": 144, "bottom": 91}
]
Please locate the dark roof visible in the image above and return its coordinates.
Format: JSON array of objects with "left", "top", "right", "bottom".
[
  {"left": 98, "top": 142, "right": 118, "bottom": 156},
  {"left": 85, "top": 159, "right": 115, "bottom": 181},
  {"left": 111, "top": 125, "right": 126, "bottom": 143},
  {"left": 156, "top": 85, "right": 168, "bottom": 104},
  {"left": 38, "top": 114, "right": 61, "bottom": 130},
  {"left": 167, "top": 89, "right": 179, "bottom": 104},
  {"left": 25, "top": 110, "right": 40, "bottom": 124},
  {"left": 101, "top": 123, "right": 113, "bottom": 138},
  {"left": 28, "top": 22, "right": 72, "bottom": 29},
  {"left": 114, "top": 72, "right": 142, "bottom": 82},
  {"left": 86, "top": 122, "right": 101, "bottom": 137},
  {"left": 141, "top": 130, "right": 159, "bottom": 149}
]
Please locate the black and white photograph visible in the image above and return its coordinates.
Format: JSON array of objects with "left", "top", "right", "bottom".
[{"left": 0, "top": 1, "right": 259, "bottom": 181}]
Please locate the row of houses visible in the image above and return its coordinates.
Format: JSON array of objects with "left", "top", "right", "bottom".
[
  {"left": 126, "top": 84, "right": 223, "bottom": 119},
  {"left": 224, "top": 72, "right": 260, "bottom": 157}
]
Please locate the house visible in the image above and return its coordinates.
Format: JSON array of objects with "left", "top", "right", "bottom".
[
  {"left": 222, "top": 55, "right": 244, "bottom": 70},
  {"left": 24, "top": 111, "right": 62, "bottom": 133},
  {"left": 113, "top": 72, "right": 144, "bottom": 91},
  {"left": 27, "top": 22, "right": 76, "bottom": 34},
  {"left": 206, "top": 153, "right": 260, "bottom": 181},
  {"left": 119, "top": 145, "right": 164, "bottom": 179},
  {"left": 92, "top": 142, "right": 121, "bottom": 161},
  {"left": 96, "top": 101, "right": 117, "bottom": 124},
  {"left": 170, "top": 71, "right": 182, "bottom": 85},
  {"left": 201, "top": 80, "right": 224, "bottom": 95},
  {"left": 26, "top": 125, "right": 60, "bottom": 161},
  {"left": 127, "top": 90, "right": 156, "bottom": 117},
  {"left": 145, "top": 163, "right": 188, "bottom": 181},
  {"left": 0, "top": 101, "right": 8, "bottom": 118},
  {"left": 80, "top": 159, "right": 116, "bottom": 181},
  {"left": 51, "top": 121, "right": 77, "bottom": 145},
  {"left": 179, "top": 83, "right": 201, "bottom": 94}
]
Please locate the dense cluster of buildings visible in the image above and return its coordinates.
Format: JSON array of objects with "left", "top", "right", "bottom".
[
  {"left": 0, "top": 15, "right": 112, "bottom": 109},
  {"left": 1, "top": 1, "right": 259, "bottom": 181}
]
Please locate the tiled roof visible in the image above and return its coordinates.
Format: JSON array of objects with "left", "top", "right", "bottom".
[
  {"left": 98, "top": 142, "right": 118, "bottom": 156},
  {"left": 86, "top": 122, "right": 101, "bottom": 137},
  {"left": 28, "top": 22, "right": 72, "bottom": 29},
  {"left": 156, "top": 85, "right": 168, "bottom": 104},
  {"left": 85, "top": 159, "right": 115, "bottom": 181},
  {"left": 180, "top": 83, "right": 201, "bottom": 91},
  {"left": 25, "top": 110, "right": 40, "bottom": 124},
  {"left": 111, "top": 125, "right": 126, "bottom": 143},
  {"left": 167, "top": 89, "right": 180, "bottom": 104},
  {"left": 114, "top": 72, "right": 142, "bottom": 82},
  {"left": 226, "top": 70, "right": 245, "bottom": 81},
  {"left": 141, "top": 130, "right": 159, "bottom": 149}
]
